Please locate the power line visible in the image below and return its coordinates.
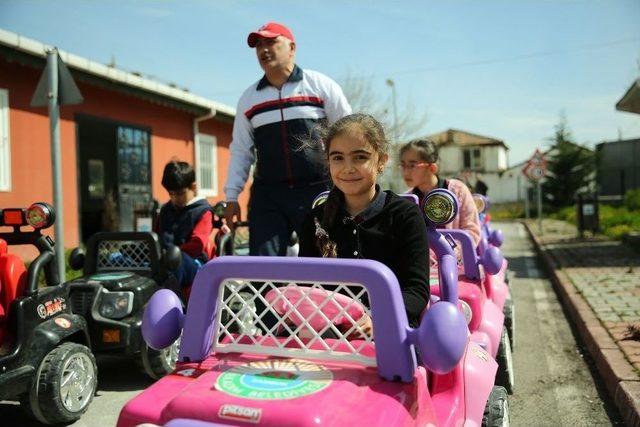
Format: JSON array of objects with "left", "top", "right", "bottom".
[{"left": 342, "top": 37, "right": 640, "bottom": 80}]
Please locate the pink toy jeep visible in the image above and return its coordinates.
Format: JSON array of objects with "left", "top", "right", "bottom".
[{"left": 117, "top": 189, "right": 509, "bottom": 427}]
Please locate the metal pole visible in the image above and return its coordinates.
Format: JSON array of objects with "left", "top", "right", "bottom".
[
  {"left": 524, "top": 187, "right": 530, "bottom": 219},
  {"left": 386, "top": 79, "right": 400, "bottom": 192},
  {"left": 536, "top": 179, "right": 543, "bottom": 235},
  {"left": 47, "top": 49, "right": 66, "bottom": 279}
]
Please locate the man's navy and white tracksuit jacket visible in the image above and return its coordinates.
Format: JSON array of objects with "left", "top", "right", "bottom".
[{"left": 224, "top": 65, "right": 352, "bottom": 255}]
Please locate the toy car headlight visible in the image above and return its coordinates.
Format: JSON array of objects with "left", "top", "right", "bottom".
[
  {"left": 459, "top": 300, "right": 473, "bottom": 325},
  {"left": 472, "top": 194, "right": 486, "bottom": 214},
  {"left": 99, "top": 291, "right": 134, "bottom": 319},
  {"left": 422, "top": 189, "right": 458, "bottom": 226},
  {"left": 26, "top": 203, "right": 55, "bottom": 229}
]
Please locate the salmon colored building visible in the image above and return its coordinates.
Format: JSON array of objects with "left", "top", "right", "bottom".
[{"left": 0, "top": 29, "right": 249, "bottom": 259}]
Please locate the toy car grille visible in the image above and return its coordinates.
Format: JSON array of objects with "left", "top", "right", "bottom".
[
  {"left": 96, "top": 240, "right": 152, "bottom": 271},
  {"left": 69, "top": 289, "right": 94, "bottom": 316},
  {"left": 214, "top": 280, "right": 376, "bottom": 367}
]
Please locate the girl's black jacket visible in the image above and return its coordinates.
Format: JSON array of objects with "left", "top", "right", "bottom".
[{"left": 299, "top": 190, "right": 430, "bottom": 327}]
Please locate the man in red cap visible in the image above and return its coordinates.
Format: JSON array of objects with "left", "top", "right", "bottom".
[{"left": 224, "top": 21, "right": 352, "bottom": 256}]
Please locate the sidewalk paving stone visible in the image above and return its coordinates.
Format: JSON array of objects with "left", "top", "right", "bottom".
[{"left": 524, "top": 219, "right": 640, "bottom": 426}]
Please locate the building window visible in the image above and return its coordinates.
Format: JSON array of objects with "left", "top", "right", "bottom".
[
  {"left": 196, "top": 133, "right": 218, "bottom": 197},
  {"left": 0, "top": 89, "right": 10, "bottom": 191},
  {"left": 463, "top": 148, "right": 482, "bottom": 170}
]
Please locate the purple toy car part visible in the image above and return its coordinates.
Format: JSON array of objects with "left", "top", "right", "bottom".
[
  {"left": 142, "top": 256, "right": 469, "bottom": 382},
  {"left": 142, "top": 289, "right": 184, "bottom": 350},
  {"left": 443, "top": 229, "right": 505, "bottom": 277},
  {"left": 489, "top": 228, "right": 505, "bottom": 247}
]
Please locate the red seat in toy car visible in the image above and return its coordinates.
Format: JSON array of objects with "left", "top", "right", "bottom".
[{"left": 0, "top": 238, "right": 28, "bottom": 346}]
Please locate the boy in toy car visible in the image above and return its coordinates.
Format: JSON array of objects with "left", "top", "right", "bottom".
[{"left": 154, "top": 160, "right": 213, "bottom": 289}]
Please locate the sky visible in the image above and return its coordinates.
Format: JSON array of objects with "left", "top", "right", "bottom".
[{"left": 1, "top": 0, "right": 639, "bottom": 165}]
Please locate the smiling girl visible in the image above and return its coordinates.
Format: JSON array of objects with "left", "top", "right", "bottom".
[{"left": 299, "top": 114, "right": 429, "bottom": 330}]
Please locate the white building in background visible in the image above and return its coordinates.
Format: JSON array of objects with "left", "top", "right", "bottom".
[{"left": 423, "top": 129, "right": 527, "bottom": 203}]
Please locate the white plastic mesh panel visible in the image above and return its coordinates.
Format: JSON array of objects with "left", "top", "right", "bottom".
[
  {"left": 96, "top": 240, "right": 152, "bottom": 271},
  {"left": 214, "top": 279, "right": 376, "bottom": 366}
]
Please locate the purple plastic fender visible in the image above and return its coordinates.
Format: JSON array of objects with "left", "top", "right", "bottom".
[
  {"left": 489, "top": 229, "right": 504, "bottom": 248},
  {"left": 481, "top": 245, "right": 504, "bottom": 276},
  {"left": 142, "top": 289, "right": 184, "bottom": 350}
]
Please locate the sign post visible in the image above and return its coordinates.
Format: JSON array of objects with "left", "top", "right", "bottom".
[
  {"left": 31, "top": 48, "right": 83, "bottom": 279},
  {"left": 522, "top": 149, "right": 547, "bottom": 235}
]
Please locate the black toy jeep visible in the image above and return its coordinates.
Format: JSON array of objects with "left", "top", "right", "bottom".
[{"left": 66, "top": 231, "right": 181, "bottom": 379}]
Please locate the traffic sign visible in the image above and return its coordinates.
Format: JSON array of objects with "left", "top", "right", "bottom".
[{"left": 522, "top": 149, "right": 547, "bottom": 181}]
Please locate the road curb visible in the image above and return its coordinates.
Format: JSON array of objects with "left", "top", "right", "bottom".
[{"left": 522, "top": 221, "right": 640, "bottom": 427}]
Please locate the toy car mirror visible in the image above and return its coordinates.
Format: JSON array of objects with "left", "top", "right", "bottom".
[
  {"left": 142, "top": 289, "right": 184, "bottom": 350},
  {"left": 422, "top": 189, "right": 458, "bottom": 226},
  {"left": 472, "top": 193, "right": 487, "bottom": 214},
  {"left": 488, "top": 229, "right": 504, "bottom": 248},
  {"left": 481, "top": 245, "right": 503, "bottom": 276},
  {"left": 163, "top": 245, "right": 182, "bottom": 271},
  {"left": 212, "top": 201, "right": 227, "bottom": 218},
  {"left": 412, "top": 300, "right": 468, "bottom": 374},
  {"left": 311, "top": 190, "right": 330, "bottom": 209},
  {"left": 68, "top": 247, "right": 86, "bottom": 271}
]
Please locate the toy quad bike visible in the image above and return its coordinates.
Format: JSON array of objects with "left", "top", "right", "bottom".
[
  {"left": 66, "top": 231, "right": 181, "bottom": 380},
  {"left": 0, "top": 203, "right": 97, "bottom": 425},
  {"left": 116, "top": 188, "right": 508, "bottom": 427}
]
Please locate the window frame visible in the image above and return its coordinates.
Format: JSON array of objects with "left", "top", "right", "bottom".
[
  {"left": 195, "top": 133, "right": 218, "bottom": 197},
  {"left": 462, "top": 147, "right": 483, "bottom": 171},
  {"left": 0, "top": 89, "right": 11, "bottom": 192}
]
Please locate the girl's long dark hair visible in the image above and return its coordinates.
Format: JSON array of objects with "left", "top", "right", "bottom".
[{"left": 314, "top": 114, "right": 388, "bottom": 257}]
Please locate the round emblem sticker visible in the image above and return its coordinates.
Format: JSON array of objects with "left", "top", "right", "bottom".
[
  {"left": 89, "top": 272, "right": 134, "bottom": 281},
  {"left": 216, "top": 359, "right": 332, "bottom": 400},
  {"left": 54, "top": 317, "right": 72, "bottom": 329}
]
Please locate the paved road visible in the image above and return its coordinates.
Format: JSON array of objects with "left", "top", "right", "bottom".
[
  {"left": 500, "top": 221, "right": 622, "bottom": 426},
  {"left": 0, "top": 221, "right": 624, "bottom": 426}
]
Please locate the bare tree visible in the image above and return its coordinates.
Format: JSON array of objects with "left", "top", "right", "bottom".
[
  {"left": 339, "top": 71, "right": 429, "bottom": 191},
  {"left": 340, "top": 72, "right": 428, "bottom": 143}
]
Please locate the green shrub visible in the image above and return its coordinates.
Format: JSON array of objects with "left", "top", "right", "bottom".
[
  {"left": 550, "top": 206, "right": 576, "bottom": 224},
  {"left": 488, "top": 202, "right": 525, "bottom": 220},
  {"left": 624, "top": 189, "right": 640, "bottom": 211},
  {"left": 604, "top": 224, "right": 634, "bottom": 239}
]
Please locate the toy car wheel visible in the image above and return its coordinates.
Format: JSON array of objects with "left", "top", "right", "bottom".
[
  {"left": 27, "top": 342, "right": 97, "bottom": 425},
  {"left": 503, "top": 295, "right": 515, "bottom": 350},
  {"left": 495, "top": 329, "right": 515, "bottom": 394},
  {"left": 140, "top": 336, "right": 181, "bottom": 380},
  {"left": 482, "top": 386, "right": 510, "bottom": 427}
]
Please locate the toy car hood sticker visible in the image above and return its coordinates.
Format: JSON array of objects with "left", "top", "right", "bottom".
[
  {"left": 37, "top": 297, "right": 66, "bottom": 319},
  {"left": 54, "top": 317, "right": 72, "bottom": 329},
  {"left": 89, "top": 272, "right": 134, "bottom": 281},
  {"left": 219, "top": 404, "right": 262, "bottom": 424},
  {"left": 215, "top": 359, "right": 333, "bottom": 400}
]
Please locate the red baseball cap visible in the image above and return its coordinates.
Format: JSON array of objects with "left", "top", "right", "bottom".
[{"left": 247, "top": 22, "right": 295, "bottom": 48}]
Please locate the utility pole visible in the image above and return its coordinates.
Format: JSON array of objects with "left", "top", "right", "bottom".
[
  {"left": 386, "top": 79, "right": 400, "bottom": 192},
  {"left": 31, "top": 48, "right": 83, "bottom": 279}
]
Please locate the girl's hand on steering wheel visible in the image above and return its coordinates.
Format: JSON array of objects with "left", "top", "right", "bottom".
[{"left": 346, "top": 314, "right": 373, "bottom": 340}]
